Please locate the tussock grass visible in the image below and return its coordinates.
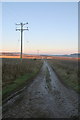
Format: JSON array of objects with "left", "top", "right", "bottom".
[
  {"left": 2, "top": 58, "right": 43, "bottom": 99},
  {"left": 48, "top": 59, "right": 79, "bottom": 93}
]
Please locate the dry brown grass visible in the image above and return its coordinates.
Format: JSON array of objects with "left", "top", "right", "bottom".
[
  {"left": 47, "top": 59, "right": 79, "bottom": 93},
  {"left": 2, "top": 58, "right": 43, "bottom": 98}
]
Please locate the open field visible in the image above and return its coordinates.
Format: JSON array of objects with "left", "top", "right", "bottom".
[
  {"left": 0, "top": 52, "right": 80, "bottom": 60},
  {"left": 2, "top": 58, "right": 43, "bottom": 99},
  {"left": 47, "top": 59, "right": 80, "bottom": 93}
]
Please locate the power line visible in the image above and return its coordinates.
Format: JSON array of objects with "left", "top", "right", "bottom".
[{"left": 16, "top": 22, "right": 29, "bottom": 60}]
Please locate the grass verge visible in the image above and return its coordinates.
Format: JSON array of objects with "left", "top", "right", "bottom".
[
  {"left": 46, "top": 68, "right": 52, "bottom": 91},
  {"left": 48, "top": 59, "right": 79, "bottom": 93},
  {"left": 2, "top": 58, "right": 43, "bottom": 99}
]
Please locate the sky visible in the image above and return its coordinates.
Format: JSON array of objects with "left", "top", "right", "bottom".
[{"left": 1, "top": 2, "right": 78, "bottom": 55}]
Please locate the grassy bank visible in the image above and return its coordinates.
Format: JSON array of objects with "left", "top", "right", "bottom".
[
  {"left": 2, "top": 58, "right": 43, "bottom": 99},
  {"left": 48, "top": 59, "right": 79, "bottom": 93}
]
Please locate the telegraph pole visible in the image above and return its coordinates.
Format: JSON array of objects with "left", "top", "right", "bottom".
[
  {"left": 37, "top": 50, "right": 40, "bottom": 55},
  {"left": 16, "top": 22, "right": 29, "bottom": 60}
]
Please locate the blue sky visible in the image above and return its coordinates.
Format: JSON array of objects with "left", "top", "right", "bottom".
[{"left": 2, "top": 2, "right": 78, "bottom": 55}]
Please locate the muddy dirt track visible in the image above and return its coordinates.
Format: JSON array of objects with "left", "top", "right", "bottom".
[{"left": 3, "top": 61, "right": 78, "bottom": 118}]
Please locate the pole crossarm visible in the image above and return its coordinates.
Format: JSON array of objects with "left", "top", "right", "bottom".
[
  {"left": 16, "top": 23, "right": 21, "bottom": 25},
  {"left": 16, "top": 29, "right": 21, "bottom": 31},
  {"left": 23, "top": 22, "right": 28, "bottom": 25},
  {"left": 23, "top": 29, "right": 29, "bottom": 31},
  {"left": 16, "top": 22, "right": 29, "bottom": 59}
]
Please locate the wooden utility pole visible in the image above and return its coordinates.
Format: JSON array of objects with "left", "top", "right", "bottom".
[{"left": 16, "top": 22, "right": 29, "bottom": 59}]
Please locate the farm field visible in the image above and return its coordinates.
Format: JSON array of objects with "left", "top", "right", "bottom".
[
  {"left": 2, "top": 58, "right": 43, "bottom": 99},
  {"left": 47, "top": 59, "right": 79, "bottom": 93}
]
